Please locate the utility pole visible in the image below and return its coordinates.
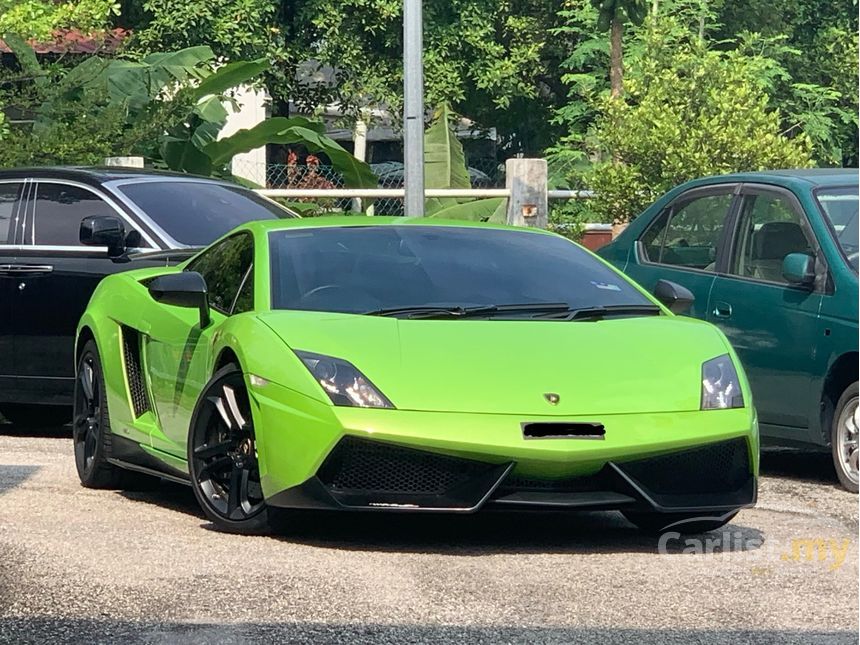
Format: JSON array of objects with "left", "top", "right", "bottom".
[{"left": 403, "top": 0, "right": 425, "bottom": 216}]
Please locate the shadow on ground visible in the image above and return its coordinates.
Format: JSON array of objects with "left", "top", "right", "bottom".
[
  {"left": 0, "top": 618, "right": 853, "bottom": 645},
  {"left": 760, "top": 448, "right": 840, "bottom": 487},
  {"left": 118, "top": 480, "right": 765, "bottom": 556}
]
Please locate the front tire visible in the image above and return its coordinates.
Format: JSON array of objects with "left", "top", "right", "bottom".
[
  {"left": 623, "top": 510, "right": 738, "bottom": 534},
  {"left": 188, "top": 364, "right": 276, "bottom": 534},
  {"left": 832, "top": 382, "right": 858, "bottom": 493}
]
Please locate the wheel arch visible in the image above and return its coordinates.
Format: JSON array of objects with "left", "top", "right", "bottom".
[
  {"left": 820, "top": 352, "right": 859, "bottom": 445},
  {"left": 75, "top": 325, "right": 96, "bottom": 364}
]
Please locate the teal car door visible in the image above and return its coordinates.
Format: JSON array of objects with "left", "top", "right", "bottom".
[
  {"left": 622, "top": 185, "right": 738, "bottom": 319},
  {"left": 706, "top": 184, "right": 824, "bottom": 442}
]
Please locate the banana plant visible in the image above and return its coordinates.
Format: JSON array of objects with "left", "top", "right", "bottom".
[{"left": 424, "top": 103, "right": 506, "bottom": 223}]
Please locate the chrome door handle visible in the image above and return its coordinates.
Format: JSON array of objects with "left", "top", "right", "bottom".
[
  {"left": 0, "top": 264, "right": 54, "bottom": 274},
  {"left": 712, "top": 301, "right": 732, "bottom": 318}
]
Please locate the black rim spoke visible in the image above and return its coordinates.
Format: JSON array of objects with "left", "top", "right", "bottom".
[
  {"left": 194, "top": 440, "right": 234, "bottom": 460},
  {"left": 198, "top": 455, "right": 233, "bottom": 478},
  {"left": 226, "top": 466, "right": 242, "bottom": 517},
  {"left": 79, "top": 363, "right": 94, "bottom": 403}
]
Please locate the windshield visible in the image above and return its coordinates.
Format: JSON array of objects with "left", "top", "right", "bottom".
[
  {"left": 817, "top": 186, "right": 859, "bottom": 270},
  {"left": 117, "top": 181, "right": 296, "bottom": 246},
  {"left": 269, "top": 226, "right": 652, "bottom": 316}
]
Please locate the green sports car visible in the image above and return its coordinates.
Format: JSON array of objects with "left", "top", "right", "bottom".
[{"left": 74, "top": 218, "right": 758, "bottom": 534}]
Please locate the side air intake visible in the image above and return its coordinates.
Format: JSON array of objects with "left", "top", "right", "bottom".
[{"left": 121, "top": 326, "right": 151, "bottom": 417}]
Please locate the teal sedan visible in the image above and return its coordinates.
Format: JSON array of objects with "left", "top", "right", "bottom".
[{"left": 599, "top": 170, "right": 858, "bottom": 491}]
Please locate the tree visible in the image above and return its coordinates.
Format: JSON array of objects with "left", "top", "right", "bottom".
[
  {"left": 590, "top": 0, "right": 647, "bottom": 98},
  {"left": 126, "top": 0, "right": 570, "bottom": 156},
  {"left": 0, "top": 40, "right": 376, "bottom": 186},
  {"left": 585, "top": 27, "right": 812, "bottom": 223},
  {"left": 0, "top": 0, "right": 119, "bottom": 40}
]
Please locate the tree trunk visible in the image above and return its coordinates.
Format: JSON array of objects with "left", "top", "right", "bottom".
[{"left": 609, "top": 18, "right": 624, "bottom": 99}]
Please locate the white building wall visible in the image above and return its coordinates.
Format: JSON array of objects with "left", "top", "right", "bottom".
[{"left": 220, "top": 85, "right": 269, "bottom": 186}]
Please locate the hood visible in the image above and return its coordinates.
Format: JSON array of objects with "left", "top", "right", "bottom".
[{"left": 257, "top": 311, "right": 729, "bottom": 415}]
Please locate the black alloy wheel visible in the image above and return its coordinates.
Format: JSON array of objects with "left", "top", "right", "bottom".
[
  {"left": 73, "top": 340, "right": 124, "bottom": 488},
  {"left": 188, "top": 364, "right": 274, "bottom": 534}
]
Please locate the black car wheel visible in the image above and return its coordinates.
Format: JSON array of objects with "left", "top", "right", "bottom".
[
  {"left": 832, "top": 382, "right": 858, "bottom": 494},
  {"left": 73, "top": 341, "right": 125, "bottom": 488},
  {"left": 188, "top": 364, "right": 276, "bottom": 534},
  {"left": 622, "top": 510, "right": 738, "bottom": 534}
]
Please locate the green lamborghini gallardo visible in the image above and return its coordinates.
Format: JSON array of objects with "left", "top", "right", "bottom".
[{"left": 74, "top": 218, "right": 758, "bottom": 534}]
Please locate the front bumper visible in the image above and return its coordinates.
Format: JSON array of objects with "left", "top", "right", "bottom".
[{"left": 249, "top": 381, "right": 758, "bottom": 515}]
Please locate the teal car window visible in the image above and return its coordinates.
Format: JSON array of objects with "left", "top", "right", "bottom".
[
  {"left": 817, "top": 187, "right": 858, "bottom": 271},
  {"left": 269, "top": 226, "right": 653, "bottom": 315},
  {"left": 186, "top": 233, "right": 254, "bottom": 314},
  {"left": 729, "top": 192, "right": 813, "bottom": 284},
  {"left": 641, "top": 192, "right": 733, "bottom": 271}
]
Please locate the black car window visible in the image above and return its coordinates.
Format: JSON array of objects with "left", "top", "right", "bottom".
[
  {"left": 729, "top": 192, "right": 814, "bottom": 284},
  {"left": 186, "top": 233, "right": 254, "bottom": 314},
  {"left": 31, "top": 182, "right": 150, "bottom": 248},
  {"left": 232, "top": 266, "right": 255, "bottom": 314},
  {"left": 0, "top": 183, "right": 23, "bottom": 244},
  {"left": 32, "top": 183, "right": 118, "bottom": 246},
  {"left": 641, "top": 192, "right": 734, "bottom": 271},
  {"left": 269, "top": 226, "right": 652, "bottom": 314},
  {"left": 117, "top": 181, "right": 295, "bottom": 246}
]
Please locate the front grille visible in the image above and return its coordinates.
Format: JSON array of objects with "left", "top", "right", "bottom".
[
  {"left": 618, "top": 437, "right": 750, "bottom": 496},
  {"left": 121, "top": 326, "right": 150, "bottom": 417},
  {"left": 318, "top": 436, "right": 494, "bottom": 496}
]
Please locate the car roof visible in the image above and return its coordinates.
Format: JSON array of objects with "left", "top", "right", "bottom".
[
  {"left": 0, "top": 166, "right": 237, "bottom": 185},
  {"left": 695, "top": 168, "right": 858, "bottom": 190}
]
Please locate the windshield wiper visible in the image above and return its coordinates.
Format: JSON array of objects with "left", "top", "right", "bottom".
[
  {"left": 535, "top": 304, "right": 662, "bottom": 321},
  {"left": 364, "top": 302, "right": 572, "bottom": 319}
]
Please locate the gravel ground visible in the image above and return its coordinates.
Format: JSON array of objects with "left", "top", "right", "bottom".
[{"left": 0, "top": 429, "right": 856, "bottom": 644}]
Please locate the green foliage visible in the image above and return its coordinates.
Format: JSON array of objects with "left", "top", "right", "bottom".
[
  {"left": 585, "top": 27, "right": 813, "bottom": 222},
  {"left": 0, "top": 0, "right": 118, "bottom": 40},
  {"left": 128, "top": 0, "right": 569, "bottom": 156},
  {"left": 423, "top": 103, "right": 470, "bottom": 215},
  {"left": 0, "top": 42, "right": 374, "bottom": 186}
]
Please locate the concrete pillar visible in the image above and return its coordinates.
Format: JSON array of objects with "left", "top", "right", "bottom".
[{"left": 505, "top": 158, "right": 547, "bottom": 228}]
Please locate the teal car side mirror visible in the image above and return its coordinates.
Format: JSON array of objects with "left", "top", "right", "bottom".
[
  {"left": 653, "top": 279, "right": 695, "bottom": 314},
  {"left": 782, "top": 252, "right": 816, "bottom": 287},
  {"left": 147, "top": 271, "right": 211, "bottom": 328}
]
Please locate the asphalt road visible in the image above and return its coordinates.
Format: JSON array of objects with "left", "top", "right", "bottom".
[{"left": 0, "top": 427, "right": 856, "bottom": 644}]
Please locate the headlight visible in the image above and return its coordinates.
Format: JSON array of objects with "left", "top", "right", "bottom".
[
  {"left": 295, "top": 351, "right": 394, "bottom": 408},
  {"left": 701, "top": 354, "right": 745, "bottom": 410}
]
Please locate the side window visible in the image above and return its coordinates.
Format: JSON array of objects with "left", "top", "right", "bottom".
[
  {"left": 0, "top": 183, "right": 23, "bottom": 244},
  {"left": 232, "top": 267, "right": 255, "bottom": 314},
  {"left": 32, "top": 184, "right": 118, "bottom": 246},
  {"left": 187, "top": 233, "right": 254, "bottom": 314},
  {"left": 729, "top": 192, "right": 814, "bottom": 284},
  {"left": 641, "top": 192, "right": 734, "bottom": 271}
]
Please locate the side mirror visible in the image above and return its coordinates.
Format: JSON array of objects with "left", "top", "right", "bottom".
[
  {"left": 653, "top": 279, "right": 695, "bottom": 314},
  {"left": 782, "top": 252, "right": 816, "bottom": 287},
  {"left": 80, "top": 216, "right": 126, "bottom": 257},
  {"left": 147, "top": 271, "right": 211, "bottom": 328}
]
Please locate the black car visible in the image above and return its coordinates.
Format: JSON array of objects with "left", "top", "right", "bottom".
[{"left": 0, "top": 167, "right": 296, "bottom": 426}]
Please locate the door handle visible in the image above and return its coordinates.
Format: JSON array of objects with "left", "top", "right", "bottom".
[
  {"left": 712, "top": 301, "right": 732, "bottom": 318},
  {"left": 0, "top": 264, "right": 54, "bottom": 274}
]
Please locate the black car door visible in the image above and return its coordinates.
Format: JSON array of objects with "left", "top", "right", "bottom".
[
  {"left": 13, "top": 180, "right": 154, "bottom": 405},
  {"left": 0, "top": 180, "right": 27, "bottom": 398}
]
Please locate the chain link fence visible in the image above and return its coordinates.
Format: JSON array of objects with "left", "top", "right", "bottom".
[{"left": 232, "top": 158, "right": 506, "bottom": 216}]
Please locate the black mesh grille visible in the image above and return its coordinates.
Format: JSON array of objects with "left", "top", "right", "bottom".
[
  {"left": 619, "top": 438, "right": 750, "bottom": 496},
  {"left": 122, "top": 326, "right": 150, "bottom": 417},
  {"left": 318, "top": 437, "right": 493, "bottom": 495}
]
